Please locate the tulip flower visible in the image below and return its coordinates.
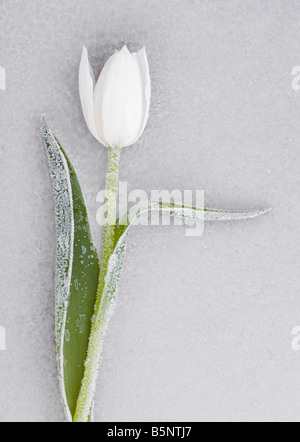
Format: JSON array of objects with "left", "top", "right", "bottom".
[
  {"left": 79, "top": 45, "right": 151, "bottom": 148},
  {"left": 41, "top": 44, "right": 271, "bottom": 423}
]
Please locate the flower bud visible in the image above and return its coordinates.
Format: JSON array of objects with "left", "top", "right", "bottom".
[{"left": 79, "top": 45, "right": 151, "bottom": 148}]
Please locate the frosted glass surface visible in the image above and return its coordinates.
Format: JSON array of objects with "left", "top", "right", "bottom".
[{"left": 0, "top": 0, "right": 300, "bottom": 422}]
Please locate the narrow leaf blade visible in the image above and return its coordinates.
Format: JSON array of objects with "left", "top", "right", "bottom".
[
  {"left": 116, "top": 201, "right": 271, "bottom": 241},
  {"left": 100, "top": 201, "right": 271, "bottom": 380},
  {"left": 42, "top": 117, "right": 99, "bottom": 421}
]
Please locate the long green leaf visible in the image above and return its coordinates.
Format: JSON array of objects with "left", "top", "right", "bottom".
[
  {"left": 75, "top": 200, "right": 270, "bottom": 419},
  {"left": 110, "top": 201, "right": 271, "bottom": 310},
  {"left": 42, "top": 116, "right": 99, "bottom": 421}
]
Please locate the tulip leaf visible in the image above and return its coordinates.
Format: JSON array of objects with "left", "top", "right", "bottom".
[
  {"left": 115, "top": 201, "right": 271, "bottom": 241},
  {"left": 42, "top": 117, "right": 99, "bottom": 422},
  {"left": 81, "top": 201, "right": 271, "bottom": 418},
  {"left": 110, "top": 202, "right": 270, "bottom": 298}
]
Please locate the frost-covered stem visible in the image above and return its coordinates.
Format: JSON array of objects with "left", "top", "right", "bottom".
[{"left": 74, "top": 145, "right": 121, "bottom": 422}]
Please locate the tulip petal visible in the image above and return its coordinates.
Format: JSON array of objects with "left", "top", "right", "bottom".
[
  {"left": 79, "top": 47, "right": 103, "bottom": 144},
  {"left": 130, "top": 47, "right": 151, "bottom": 145}
]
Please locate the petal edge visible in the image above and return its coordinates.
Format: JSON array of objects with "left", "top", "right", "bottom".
[{"left": 79, "top": 47, "right": 103, "bottom": 144}]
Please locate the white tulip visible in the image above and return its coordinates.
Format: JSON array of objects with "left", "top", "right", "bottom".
[{"left": 79, "top": 45, "right": 151, "bottom": 148}]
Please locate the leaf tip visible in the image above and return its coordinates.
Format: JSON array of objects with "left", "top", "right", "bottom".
[
  {"left": 41, "top": 114, "right": 49, "bottom": 138},
  {"left": 261, "top": 207, "right": 272, "bottom": 215}
]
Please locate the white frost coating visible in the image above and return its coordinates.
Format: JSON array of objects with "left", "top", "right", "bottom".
[
  {"left": 41, "top": 116, "right": 73, "bottom": 423},
  {"left": 119, "top": 201, "right": 272, "bottom": 226},
  {"left": 203, "top": 207, "right": 272, "bottom": 221}
]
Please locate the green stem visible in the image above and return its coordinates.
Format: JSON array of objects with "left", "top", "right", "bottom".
[{"left": 74, "top": 145, "right": 121, "bottom": 422}]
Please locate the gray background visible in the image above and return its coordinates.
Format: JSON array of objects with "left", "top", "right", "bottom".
[{"left": 0, "top": 0, "right": 300, "bottom": 422}]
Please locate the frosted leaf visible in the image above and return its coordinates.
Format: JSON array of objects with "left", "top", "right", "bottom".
[
  {"left": 43, "top": 116, "right": 100, "bottom": 422},
  {"left": 118, "top": 201, "right": 271, "bottom": 228},
  {"left": 41, "top": 115, "right": 73, "bottom": 422},
  {"left": 65, "top": 330, "right": 71, "bottom": 343}
]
